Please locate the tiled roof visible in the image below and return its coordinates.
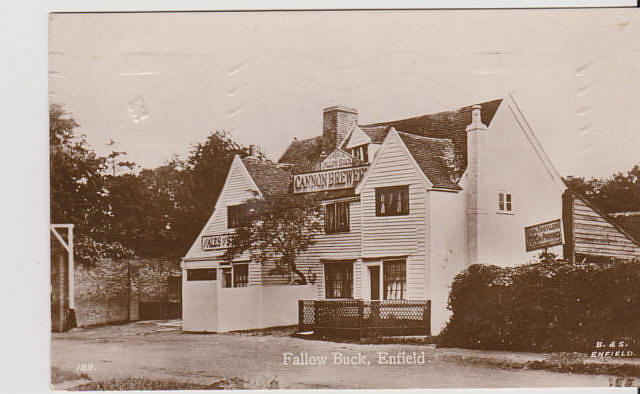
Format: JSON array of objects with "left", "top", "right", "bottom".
[
  {"left": 278, "top": 98, "right": 504, "bottom": 188},
  {"left": 397, "top": 132, "right": 462, "bottom": 190},
  {"left": 364, "top": 98, "right": 503, "bottom": 177},
  {"left": 610, "top": 212, "right": 640, "bottom": 245},
  {"left": 277, "top": 136, "right": 323, "bottom": 173},
  {"left": 241, "top": 157, "right": 293, "bottom": 197},
  {"left": 360, "top": 125, "right": 391, "bottom": 144}
]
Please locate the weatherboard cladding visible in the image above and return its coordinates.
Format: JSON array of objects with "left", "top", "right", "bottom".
[
  {"left": 358, "top": 131, "right": 429, "bottom": 299},
  {"left": 569, "top": 193, "right": 640, "bottom": 260}
]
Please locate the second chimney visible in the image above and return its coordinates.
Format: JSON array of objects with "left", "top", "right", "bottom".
[
  {"left": 249, "top": 144, "right": 258, "bottom": 158},
  {"left": 323, "top": 105, "right": 358, "bottom": 153}
]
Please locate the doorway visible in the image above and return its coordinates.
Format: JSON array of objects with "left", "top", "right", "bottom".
[{"left": 368, "top": 266, "right": 380, "bottom": 300}]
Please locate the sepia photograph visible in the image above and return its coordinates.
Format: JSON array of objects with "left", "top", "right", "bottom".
[{"left": 47, "top": 8, "right": 640, "bottom": 390}]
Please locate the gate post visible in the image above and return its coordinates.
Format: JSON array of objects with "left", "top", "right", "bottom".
[
  {"left": 358, "top": 300, "right": 364, "bottom": 340},
  {"left": 298, "top": 300, "right": 304, "bottom": 332}
]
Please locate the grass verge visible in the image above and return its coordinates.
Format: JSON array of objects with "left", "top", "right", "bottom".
[{"left": 70, "top": 376, "right": 279, "bottom": 391}]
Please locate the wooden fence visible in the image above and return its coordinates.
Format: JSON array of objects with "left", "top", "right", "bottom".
[{"left": 298, "top": 299, "right": 430, "bottom": 338}]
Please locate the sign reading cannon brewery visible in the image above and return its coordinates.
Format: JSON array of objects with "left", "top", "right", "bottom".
[
  {"left": 524, "top": 219, "right": 563, "bottom": 252},
  {"left": 201, "top": 233, "right": 234, "bottom": 250},
  {"left": 293, "top": 165, "right": 368, "bottom": 194}
]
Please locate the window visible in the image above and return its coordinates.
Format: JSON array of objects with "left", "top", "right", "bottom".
[
  {"left": 233, "top": 264, "right": 249, "bottom": 287},
  {"left": 498, "top": 192, "right": 513, "bottom": 213},
  {"left": 375, "top": 186, "right": 409, "bottom": 216},
  {"left": 227, "top": 205, "right": 248, "bottom": 228},
  {"left": 325, "top": 202, "right": 350, "bottom": 233},
  {"left": 383, "top": 260, "right": 406, "bottom": 300},
  {"left": 351, "top": 145, "right": 368, "bottom": 162},
  {"left": 221, "top": 267, "right": 232, "bottom": 288},
  {"left": 221, "top": 264, "right": 248, "bottom": 287},
  {"left": 186, "top": 268, "right": 217, "bottom": 281},
  {"left": 324, "top": 262, "right": 353, "bottom": 298}
]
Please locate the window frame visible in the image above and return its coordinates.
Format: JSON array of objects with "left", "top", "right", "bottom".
[
  {"left": 186, "top": 268, "right": 217, "bottom": 281},
  {"left": 497, "top": 191, "right": 513, "bottom": 213},
  {"left": 350, "top": 144, "right": 369, "bottom": 163},
  {"left": 375, "top": 186, "right": 410, "bottom": 217},
  {"left": 324, "top": 201, "right": 350, "bottom": 234},
  {"left": 383, "top": 259, "right": 406, "bottom": 300},
  {"left": 324, "top": 262, "right": 354, "bottom": 299},
  {"left": 227, "top": 204, "right": 248, "bottom": 229},
  {"left": 233, "top": 263, "right": 249, "bottom": 287},
  {"left": 221, "top": 267, "right": 232, "bottom": 288}
]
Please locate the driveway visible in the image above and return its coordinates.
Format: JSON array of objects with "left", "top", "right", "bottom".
[{"left": 51, "top": 321, "right": 619, "bottom": 389}]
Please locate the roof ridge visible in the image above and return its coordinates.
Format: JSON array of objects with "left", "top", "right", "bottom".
[
  {"left": 362, "top": 98, "right": 504, "bottom": 127},
  {"left": 396, "top": 130, "right": 453, "bottom": 143}
]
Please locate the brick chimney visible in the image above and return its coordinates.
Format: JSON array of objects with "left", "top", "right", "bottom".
[{"left": 323, "top": 106, "right": 358, "bottom": 153}]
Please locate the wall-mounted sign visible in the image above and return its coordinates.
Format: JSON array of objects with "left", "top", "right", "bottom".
[
  {"left": 320, "top": 149, "right": 355, "bottom": 170},
  {"left": 293, "top": 165, "right": 368, "bottom": 194},
  {"left": 201, "top": 233, "right": 234, "bottom": 251},
  {"left": 524, "top": 219, "right": 563, "bottom": 252}
]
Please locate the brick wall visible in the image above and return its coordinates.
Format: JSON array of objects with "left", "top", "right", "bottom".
[{"left": 51, "top": 252, "right": 181, "bottom": 330}]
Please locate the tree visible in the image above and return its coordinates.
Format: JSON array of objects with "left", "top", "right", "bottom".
[
  {"left": 50, "top": 103, "right": 134, "bottom": 264},
  {"left": 224, "top": 193, "right": 323, "bottom": 284},
  {"left": 565, "top": 164, "right": 640, "bottom": 213},
  {"left": 171, "top": 131, "right": 250, "bottom": 255}
]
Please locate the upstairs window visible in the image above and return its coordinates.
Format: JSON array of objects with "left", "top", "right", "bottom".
[
  {"left": 498, "top": 192, "right": 513, "bottom": 213},
  {"left": 350, "top": 145, "right": 368, "bottom": 162},
  {"left": 376, "top": 186, "right": 409, "bottom": 216},
  {"left": 325, "top": 202, "right": 350, "bottom": 234},
  {"left": 227, "top": 204, "right": 248, "bottom": 228}
]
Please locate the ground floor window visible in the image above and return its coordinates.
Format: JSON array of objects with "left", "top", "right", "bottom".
[
  {"left": 186, "top": 268, "right": 217, "bottom": 281},
  {"left": 221, "top": 267, "right": 232, "bottom": 288},
  {"left": 233, "top": 264, "right": 249, "bottom": 287},
  {"left": 221, "top": 264, "right": 249, "bottom": 287},
  {"left": 383, "top": 260, "right": 406, "bottom": 300},
  {"left": 324, "top": 262, "right": 353, "bottom": 299}
]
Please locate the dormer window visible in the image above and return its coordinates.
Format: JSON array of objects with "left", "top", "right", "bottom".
[{"left": 350, "top": 144, "right": 368, "bottom": 162}]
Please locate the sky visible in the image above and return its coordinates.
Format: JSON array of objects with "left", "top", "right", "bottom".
[{"left": 49, "top": 9, "right": 640, "bottom": 178}]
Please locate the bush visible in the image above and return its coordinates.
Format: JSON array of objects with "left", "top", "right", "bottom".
[{"left": 439, "top": 257, "right": 640, "bottom": 353}]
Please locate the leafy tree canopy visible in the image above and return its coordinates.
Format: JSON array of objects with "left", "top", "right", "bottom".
[
  {"left": 565, "top": 164, "right": 640, "bottom": 213},
  {"left": 224, "top": 193, "right": 323, "bottom": 284},
  {"left": 50, "top": 104, "right": 134, "bottom": 263}
]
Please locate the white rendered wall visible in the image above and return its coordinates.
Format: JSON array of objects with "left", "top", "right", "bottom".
[
  {"left": 428, "top": 189, "right": 468, "bottom": 334},
  {"left": 182, "top": 267, "right": 218, "bottom": 332},
  {"left": 464, "top": 99, "right": 565, "bottom": 267}
]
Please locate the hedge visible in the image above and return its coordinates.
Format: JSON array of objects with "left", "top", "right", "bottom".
[{"left": 439, "top": 257, "right": 640, "bottom": 353}]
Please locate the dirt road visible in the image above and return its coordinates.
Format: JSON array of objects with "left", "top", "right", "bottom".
[{"left": 51, "top": 321, "right": 615, "bottom": 389}]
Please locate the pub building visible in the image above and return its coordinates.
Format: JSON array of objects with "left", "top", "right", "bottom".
[{"left": 181, "top": 93, "right": 640, "bottom": 333}]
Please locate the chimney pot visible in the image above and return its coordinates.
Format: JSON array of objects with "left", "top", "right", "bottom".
[
  {"left": 467, "top": 104, "right": 487, "bottom": 132},
  {"left": 249, "top": 144, "right": 258, "bottom": 158}
]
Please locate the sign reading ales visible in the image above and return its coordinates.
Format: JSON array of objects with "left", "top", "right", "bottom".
[
  {"left": 524, "top": 219, "right": 563, "bottom": 252},
  {"left": 201, "top": 233, "right": 233, "bottom": 250},
  {"left": 293, "top": 165, "right": 368, "bottom": 193}
]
